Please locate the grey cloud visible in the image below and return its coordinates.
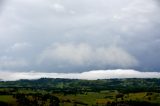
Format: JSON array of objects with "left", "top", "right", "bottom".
[
  {"left": 7, "top": 42, "right": 32, "bottom": 52},
  {"left": 0, "top": 0, "right": 159, "bottom": 73},
  {"left": 0, "top": 0, "right": 5, "bottom": 12},
  {"left": 0, "top": 56, "right": 28, "bottom": 70}
]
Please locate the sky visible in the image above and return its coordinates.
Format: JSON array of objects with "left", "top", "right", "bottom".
[{"left": 0, "top": 0, "right": 160, "bottom": 80}]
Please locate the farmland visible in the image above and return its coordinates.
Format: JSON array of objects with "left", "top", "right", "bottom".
[{"left": 0, "top": 78, "right": 160, "bottom": 106}]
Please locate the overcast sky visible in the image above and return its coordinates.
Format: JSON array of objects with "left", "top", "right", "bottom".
[{"left": 0, "top": 0, "right": 160, "bottom": 76}]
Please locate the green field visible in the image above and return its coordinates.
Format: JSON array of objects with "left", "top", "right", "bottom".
[
  {"left": 0, "top": 91, "right": 160, "bottom": 106},
  {"left": 0, "top": 78, "right": 160, "bottom": 106},
  {"left": 0, "top": 95, "right": 17, "bottom": 105}
]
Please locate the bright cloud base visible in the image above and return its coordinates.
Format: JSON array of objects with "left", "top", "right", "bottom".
[{"left": 0, "top": 69, "right": 160, "bottom": 81}]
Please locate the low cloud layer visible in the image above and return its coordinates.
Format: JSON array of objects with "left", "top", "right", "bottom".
[
  {"left": 0, "top": 0, "right": 160, "bottom": 72},
  {"left": 0, "top": 69, "right": 160, "bottom": 81}
]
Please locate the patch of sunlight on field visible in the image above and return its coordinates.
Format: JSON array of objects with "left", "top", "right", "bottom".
[
  {"left": 129, "top": 92, "right": 160, "bottom": 104},
  {"left": 0, "top": 95, "right": 16, "bottom": 103},
  {"left": 128, "top": 92, "right": 146, "bottom": 100},
  {"left": 55, "top": 91, "right": 117, "bottom": 105}
]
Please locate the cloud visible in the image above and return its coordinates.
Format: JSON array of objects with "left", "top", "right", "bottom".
[
  {"left": 0, "top": 0, "right": 159, "bottom": 72},
  {"left": 0, "top": 0, "right": 5, "bottom": 12},
  {"left": 0, "top": 56, "right": 28, "bottom": 70},
  {"left": 7, "top": 42, "right": 31, "bottom": 52},
  {"left": 50, "top": 3, "right": 65, "bottom": 12},
  {"left": 38, "top": 43, "right": 92, "bottom": 66},
  {"left": 38, "top": 43, "right": 138, "bottom": 72},
  {"left": 0, "top": 69, "right": 160, "bottom": 81}
]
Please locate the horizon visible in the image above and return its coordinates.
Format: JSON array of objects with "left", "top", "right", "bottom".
[{"left": 0, "top": 69, "right": 160, "bottom": 81}]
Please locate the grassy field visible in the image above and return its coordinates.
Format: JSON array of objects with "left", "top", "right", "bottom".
[
  {"left": 0, "top": 78, "right": 160, "bottom": 105},
  {"left": 0, "top": 91, "right": 160, "bottom": 106},
  {"left": 0, "top": 95, "right": 17, "bottom": 105},
  {"left": 58, "top": 92, "right": 160, "bottom": 105}
]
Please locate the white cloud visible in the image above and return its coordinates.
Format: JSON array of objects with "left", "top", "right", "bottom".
[
  {"left": 0, "top": 69, "right": 160, "bottom": 81},
  {"left": 38, "top": 43, "right": 138, "bottom": 69},
  {"left": 95, "top": 47, "right": 138, "bottom": 67},
  {"left": 51, "top": 3, "right": 65, "bottom": 12},
  {"left": 38, "top": 43, "right": 92, "bottom": 65}
]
